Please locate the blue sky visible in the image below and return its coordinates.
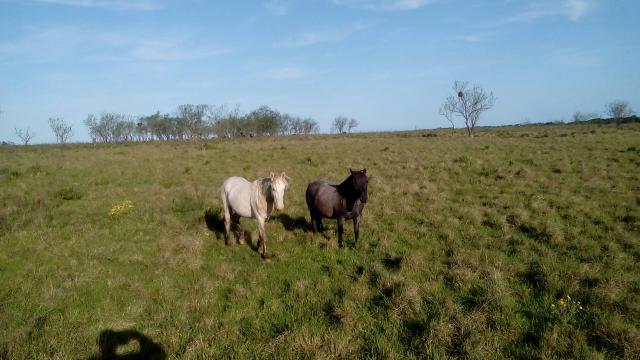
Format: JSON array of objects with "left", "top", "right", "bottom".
[{"left": 0, "top": 0, "right": 638, "bottom": 143}]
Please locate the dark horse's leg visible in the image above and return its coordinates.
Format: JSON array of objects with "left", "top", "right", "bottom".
[
  {"left": 311, "top": 215, "right": 323, "bottom": 233},
  {"left": 337, "top": 217, "right": 344, "bottom": 247},
  {"left": 353, "top": 215, "right": 361, "bottom": 244},
  {"left": 309, "top": 208, "right": 323, "bottom": 233}
]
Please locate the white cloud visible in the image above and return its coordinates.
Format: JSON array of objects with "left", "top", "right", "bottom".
[
  {"left": 0, "top": 27, "right": 230, "bottom": 63},
  {"left": 263, "top": 66, "right": 306, "bottom": 79},
  {"left": 276, "top": 21, "right": 371, "bottom": 48},
  {"left": 0, "top": 27, "right": 89, "bottom": 60},
  {"left": 566, "top": 0, "right": 591, "bottom": 21},
  {"left": 458, "top": 34, "right": 482, "bottom": 43},
  {"left": 130, "top": 40, "right": 231, "bottom": 61},
  {"left": 333, "top": 0, "right": 437, "bottom": 11},
  {"left": 504, "top": 0, "right": 593, "bottom": 23},
  {"left": 32, "top": 0, "right": 162, "bottom": 11},
  {"left": 547, "top": 48, "right": 601, "bottom": 67},
  {"left": 264, "top": 0, "right": 289, "bottom": 16}
]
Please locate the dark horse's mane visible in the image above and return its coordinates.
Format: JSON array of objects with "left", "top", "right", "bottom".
[
  {"left": 336, "top": 174, "right": 359, "bottom": 200},
  {"left": 335, "top": 173, "right": 364, "bottom": 213}
]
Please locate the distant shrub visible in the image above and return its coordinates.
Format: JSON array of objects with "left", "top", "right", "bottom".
[
  {"left": 454, "top": 155, "right": 472, "bottom": 168},
  {"left": 9, "top": 170, "right": 22, "bottom": 179},
  {"left": 1, "top": 167, "right": 22, "bottom": 180},
  {"left": 27, "top": 164, "right": 43, "bottom": 175},
  {"left": 93, "top": 176, "right": 109, "bottom": 186},
  {"left": 199, "top": 142, "right": 216, "bottom": 151},
  {"left": 302, "top": 156, "right": 318, "bottom": 167},
  {"left": 56, "top": 186, "right": 83, "bottom": 201}
]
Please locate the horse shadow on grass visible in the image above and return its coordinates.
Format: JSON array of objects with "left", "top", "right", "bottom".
[
  {"left": 204, "top": 207, "right": 258, "bottom": 251},
  {"left": 87, "top": 329, "right": 166, "bottom": 360},
  {"left": 204, "top": 207, "right": 225, "bottom": 234},
  {"left": 272, "top": 213, "right": 310, "bottom": 232}
]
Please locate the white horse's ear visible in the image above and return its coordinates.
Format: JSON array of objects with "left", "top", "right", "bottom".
[
  {"left": 270, "top": 172, "right": 275, "bottom": 179},
  {"left": 282, "top": 172, "right": 292, "bottom": 181}
]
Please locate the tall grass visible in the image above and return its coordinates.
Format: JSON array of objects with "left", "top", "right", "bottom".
[{"left": 1, "top": 124, "right": 639, "bottom": 358}]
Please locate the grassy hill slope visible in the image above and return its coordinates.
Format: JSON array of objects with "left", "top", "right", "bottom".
[{"left": 1, "top": 124, "right": 639, "bottom": 359}]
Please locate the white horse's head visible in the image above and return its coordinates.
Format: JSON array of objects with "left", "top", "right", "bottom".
[{"left": 270, "top": 172, "right": 290, "bottom": 211}]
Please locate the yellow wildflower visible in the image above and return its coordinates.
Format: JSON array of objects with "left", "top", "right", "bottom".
[{"left": 109, "top": 200, "right": 134, "bottom": 217}]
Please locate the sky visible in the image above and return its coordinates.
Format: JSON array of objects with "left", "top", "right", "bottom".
[{"left": 0, "top": 0, "right": 639, "bottom": 143}]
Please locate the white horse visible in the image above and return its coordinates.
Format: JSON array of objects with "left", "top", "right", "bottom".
[{"left": 220, "top": 172, "right": 290, "bottom": 259}]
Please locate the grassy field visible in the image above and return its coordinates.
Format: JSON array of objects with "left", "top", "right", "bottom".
[{"left": 1, "top": 124, "right": 639, "bottom": 359}]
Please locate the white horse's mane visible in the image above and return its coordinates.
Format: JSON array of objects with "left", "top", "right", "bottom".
[
  {"left": 252, "top": 175, "right": 288, "bottom": 217},
  {"left": 252, "top": 178, "right": 271, "bottom": 217}
]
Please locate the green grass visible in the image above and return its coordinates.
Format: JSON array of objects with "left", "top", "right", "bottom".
[{"left": 1, "top": 124, "right": 639, "bottom": 359}]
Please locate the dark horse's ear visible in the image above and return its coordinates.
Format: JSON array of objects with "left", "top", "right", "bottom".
[
  {"left": 363, "top": 168, "right": 366, "bottom": 174},
  {"left": 349, "top": 168, "right": 354, "bottom": 175}
]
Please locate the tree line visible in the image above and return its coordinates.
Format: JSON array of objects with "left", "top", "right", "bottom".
[
  {"left": 84, "top": 105, "right": 321, "bottom": 143},
  {"left": 6, "top": 103, "right": 361, "bottom": 145}
]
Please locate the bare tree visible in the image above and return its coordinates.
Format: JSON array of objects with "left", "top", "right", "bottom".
[
  {"left": 332, "top": 116, "right": 348, "bottom": 134},
  {"left": 48, "top": 117, "right": 73, "bottom": 144},
  {"left": 348, "top": 118, "right": 359, "bottom": 133},
  {"left": 605, "top": 100, "right": 633, "bottom": 125},
  {"left": 441, "top": 81, "right": 495, "bottom": 138},
  {"left": 15, "top": 127, "right": 35, "bottom": 145},
  {"left": 439, "top": 101, "right": 456, "bottom": 135},
  {"left": 572, "top": 112, "right": 600, "bottom": 123}
]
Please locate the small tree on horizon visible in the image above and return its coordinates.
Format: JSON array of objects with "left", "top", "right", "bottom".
[
  {"left": 15, "top": 127, "right": 35, "bottom": 145},
  {"left": 348, "top": 118, "right": 359, "bottom": 133},
  {"left": 332, "top": 116, "right": 348, "bottom": 134},
  {"left": 605, "top": 100, "right": 633, "bottom": 125},
  {"left": 439, "top": 101, "right": 455, "bottom": 135},
  {"left": 441, "top": 81, "right": 495, "bottom": 138},
  {"left": 48, "top": 117, "right": 74, "bottom": 144}
]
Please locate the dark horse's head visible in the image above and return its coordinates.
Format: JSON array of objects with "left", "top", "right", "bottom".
[{"left": 350, "top": 168, "right": 368, "bottom": 203}]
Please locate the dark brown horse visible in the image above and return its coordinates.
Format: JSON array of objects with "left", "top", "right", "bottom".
[{"left": 305, "top": 169, "right": 368, "bottom": 245}]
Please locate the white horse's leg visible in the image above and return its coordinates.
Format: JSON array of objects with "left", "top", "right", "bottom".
[
  {"left": 256, "top": 216, "right": 270, "bottom": 260},
  {"left": 221, "top": 190, "right": 232, "bottom": 245},
  {"left": 232, "top": 213, "right": 244, "bottom": 245}
]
